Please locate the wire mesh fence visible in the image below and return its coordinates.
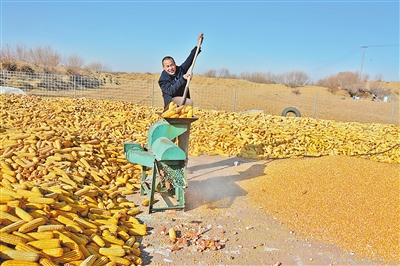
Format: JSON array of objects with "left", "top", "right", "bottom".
[{"left": 1, "top": 70, "right": 398, "bottom": 125}]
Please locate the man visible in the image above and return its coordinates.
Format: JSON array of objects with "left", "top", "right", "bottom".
[{"left": 158, "top": 33, "right": 203, "bottom": 108}]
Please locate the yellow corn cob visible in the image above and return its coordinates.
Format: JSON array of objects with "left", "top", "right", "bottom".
[
  {"left": 109, "top": 255, "right": 131, "bottom": 265},
  {"left": 79, "top": 254, "right": 97, "bottom": 266},
  {"left": 0, "top": 205, "right": 10, "bottom": 212},
  {"left": 53, "top": 230, "right": 78, "bottom": 249},
  {"left": 56, "top": 215, "right": 82, "bottom": 233},
  {"left": 89, "top": 208, "right": 111, "bottom": 216},
  {"left": 169, "top": 227, "right": 176, "bottom": 242},
  {"left": 91, "top": 255, "right": 109, "bottom": 266},
  {"left": 86, "top": 245, "right": 99, "bottom": 256},
  {"left": 0, "top": 211, "right": 20, "bottom": 222},
  {"left": 11, "top": 231, "right": 35, "bottom": 242},
  {"left": 23, "top": 203, "right": 44, "bottom": 211},
  {"left": 0, "top": 250, "right": 40, "bottom": 262},
  {"left": 127, "top": 224, "right": 147, "bottom": 236},
  {"left": 0, "top": 243, "right": 12, "bottom": 251},
  {"left": 167, "top": 102, "right": 177, "bottom": 111},
  {"left": 162, "top": 110, "right": 175, "bottom": 118},
  {"left": 73, "top": 217, "right": 98, "bottom": 229},
  {"left": 79, "top": 157, "right": 91, "bottom": 169},
  {"left": 78, "top": 243, "right": 92, "bottom": 258},
  {"left": 27, "top": 231, "right": 54, "bottom": 240},
  {"left": 0, "top": 187, "right": 21, "bottom": 199},
  {"left": 27, "top": 238, "right": 60, "bottom": 250},
  {"left": 81, "top": 228, "right": 100, "bottom": 237},
  {"left": 39, "top": 257, "right": 58, "bottom": 266},
  {"left": 127, "top": 216, "right": 140, "bottom": 224},
  {"left": 98, "top": 247, "right": 125, "bottom": 257},
  {"left": 93, "top": 218, "right": 118, "bottom": 226},
  {"left": 0, "top": 261, "right": 40, "bottom": 266},
  {"left": 66, "top": 232, "right": 89, "bottom": 246},
  {"left": 52, "top": 249, "right": 82, "bottom": 264},
  {"left": 26, "top": 197, "right": 55, "bottom": 205},
  {"left": 91, "top": 234, "right": 105, "bottom": 247},
  {"left": 13, "top": 206, "right": 34, "bottom": 222},
  {"left": 126, "top": 208, "right": 141, "bottom": 216},
  {"left": 141, "top": 198, "right": 150, "bottom": 206},
  {"left": 37, "top": 224, "right": 65, "bottom": 232},
  {"left": 16, "top": 189, "right": 42, "bottom": 198},
  {"left": 102, "top": 235, "right": 124, "bottom": 246},
  {"left": 41, "top": 247, "right": 64, "bottom": 257},
  {"left": 74, "top": 186, "right": 91, "bottom": 196},
  {"left": 125, "top": 236, "right": 136, "bottom": 247},
  {"left": 57, "top": 194, "right": 75, "bottom": 204},
  {"left": 0, "top": 220, "right": 26, "bottom": 233},
  {"left": 18, "top": 217, "right": 46, "bottom": 233},
  {"left": 15, "top": 242, "right": 40, "bottom": 253},
  {"left": 103, "top": 262, "right": 117, "bottom": 266},
  {"left": 124, "top": 246, "right": 141, "bottom": 257},
  {"left": 0, "top": 161, "right": 15, "bottom": 175},
  {"left": 116, "top": 229, "right": 130, "bottom": 241},
  {"left": 7, "top": 202, "right": 21, "bottom": 210},
  {"left": 0, "top": 232, "right": 26, "bottom": 245}
]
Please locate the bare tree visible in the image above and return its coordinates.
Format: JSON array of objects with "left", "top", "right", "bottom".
[
  {"left": 240, "top": 71, "right": 275, "bottom": 84},
  {"left": 204, "top": 69, "right": 217, "bottom": 78},
  {"left": 64, "top": 53, "right": 84, "bottom": 75},
  {"left": 15, "top": 44, "right": 29, "bottom": 61},
  {"left": 0, "top": 44, "right": 15, "bottom": 61},
  {"left": 29, "top": 45, "right": 61, "bottom": 71},
  {"left": 369, "top": 74, "right": 386, "bottom": 97},
  {"left": 218, "top": 68, "right": 231, "bottom": 78},
  {"left": 336, "top": 71, "right": 365, "bottom": 96},
  {"left": 281, "top": 71, "right": 310, "bottom": 88},
  {"left": 86, "top": 61, "right": 103, "bottom": 72},
  {"left": 317, "top": 74, "right": 339, "bottom": 93}
]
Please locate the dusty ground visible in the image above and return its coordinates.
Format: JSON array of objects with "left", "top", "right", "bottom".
[{"left": 128, "top": 155, "right": 398, "bottom": 266}]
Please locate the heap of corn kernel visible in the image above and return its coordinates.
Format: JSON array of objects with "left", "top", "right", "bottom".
[
  {"left": 0, "top": 94, "right": 399, "bottom": 264},
  {"left": 238, "top": 156, "right": 399, "bottom": 264}
]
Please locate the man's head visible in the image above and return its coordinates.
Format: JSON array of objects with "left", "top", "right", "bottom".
[{"left": 162, "top": 56, "right": 177, "bottom": 75}]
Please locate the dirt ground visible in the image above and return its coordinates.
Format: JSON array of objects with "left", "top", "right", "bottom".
[{"left": 128, "top": 155, "right": 397, "bottom": 266}]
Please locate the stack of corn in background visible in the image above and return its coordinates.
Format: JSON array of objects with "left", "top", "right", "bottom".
[{"left": 0, "top": 94, "right": 399, "bottom": 265}]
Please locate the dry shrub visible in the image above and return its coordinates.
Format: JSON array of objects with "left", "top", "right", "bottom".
[{"left": 1, "top": 60, "right": 18, "bottom": 71}]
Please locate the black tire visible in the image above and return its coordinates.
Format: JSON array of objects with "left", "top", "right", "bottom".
[{"left": 281, "top": 107, "right": 301, "bottom": 117}]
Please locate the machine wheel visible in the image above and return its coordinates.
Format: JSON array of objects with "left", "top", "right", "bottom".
[{"left": 281, "top": 107, "right": 301, "bottom": 117}]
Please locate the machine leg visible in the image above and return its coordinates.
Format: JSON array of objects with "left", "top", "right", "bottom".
[
  {"left": 140, "top": 166, "right": 147, "bottom": 196},
  {"left": 148, "top": 169, "right": 157, "bottom": 214}
]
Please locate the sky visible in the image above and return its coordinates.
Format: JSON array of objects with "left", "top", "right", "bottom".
[{"left": 1, "top": 0, "right": 399, "bottom": 82}]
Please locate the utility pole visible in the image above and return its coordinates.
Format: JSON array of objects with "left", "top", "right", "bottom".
[{"left": 360, "top": 46, "right": 368, "bottom": 79}]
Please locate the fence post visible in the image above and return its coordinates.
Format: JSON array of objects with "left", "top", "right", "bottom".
[
  {"left": 233, "top": 87, "right": 237, "bottom": 112},
  {"left": 313, "top": 94, "right": 318, "bottom": 118},
  {"left": 390, "top": 101, "right": 395, "bottom": 124},
  {"left": 152, "top": 80, "right": 154, "bottom": 107},
  {"left": 73, "top": 75, "right": 76, "bottom": 99}
]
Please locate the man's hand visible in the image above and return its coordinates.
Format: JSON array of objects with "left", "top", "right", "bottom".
[
  {"left": 183, "top": 73, "right": 192, "bottom": 80},
  {"left": 198, "top": 32, "right": 204, "bottom": 45}
]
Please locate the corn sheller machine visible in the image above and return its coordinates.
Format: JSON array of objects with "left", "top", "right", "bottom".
[{"left": 123, "top": 117, "right": 197, "bottom": 213}]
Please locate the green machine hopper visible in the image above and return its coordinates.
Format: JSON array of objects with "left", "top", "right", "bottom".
[{"left": 123, "top": 117, "right": 197, "bottom": 213}]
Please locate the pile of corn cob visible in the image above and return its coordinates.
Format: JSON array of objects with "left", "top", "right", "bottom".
[
  {"left": 190, "top": 110, "right": 399, "bottom": 163},
  {"left": 162, "top": 102, "right": 193, "bottom": 118},
  {"left": 0, "top": 96, "right": 154, "bottom": 265},
  {"left": 0, "top": 94, "right": 398, "bottom": 264}
]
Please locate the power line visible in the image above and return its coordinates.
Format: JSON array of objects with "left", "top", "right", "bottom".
[
  {"left": 362, "top": 44, "right": 399, "bottom": 48},
  {"left": 359, "top": 44, "right": 398, "bottom": 77},
  {"left": 311, "top": 47, "right": 360, "bottom": 72},
  {"left": 312, "top": 44, "right": 399, "bottom": 74}
]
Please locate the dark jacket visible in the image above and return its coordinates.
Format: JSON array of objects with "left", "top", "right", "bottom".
[{"left": 158, "top": 46, "right": 201, "bottom": 107}]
